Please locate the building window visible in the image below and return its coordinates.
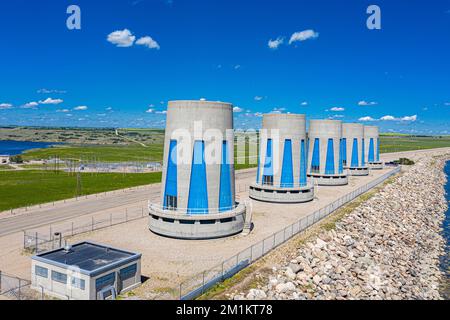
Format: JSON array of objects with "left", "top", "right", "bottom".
[
  {"left": 164, "top": 195, "right": 177, "bottom": 210},
  {"left": 51, "top": 270, "right": 67, "bottom": 284},
  {"left": 96, "top": 272, "right": 115, "bottom": 292},
  {"left": 71, "top": 277, "right": 85, "bottom": 290},
  {"left": 120, "top": 264, "right": 137, "bottom": 281},
  {"left": 35, "top": 265, "right": 48, "bottom": 278}
]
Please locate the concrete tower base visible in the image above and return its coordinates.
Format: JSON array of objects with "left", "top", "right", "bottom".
[
  {"left": 307, "top": 173, "right": 349, "bottom": 186},
  {"left": 368, "top": 162, "right": 383, "bottom": 170},
  {"left": 347, "top": 166, "right": 370, "bottom": 176},
  {"left": 249, "top": 183, "right": 314, "bottom": 203},
  {"left": 148, "top": 203, "right": 246, "bottom": 240}
]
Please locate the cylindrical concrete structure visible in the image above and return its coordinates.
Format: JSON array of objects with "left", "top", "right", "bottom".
[
  {"left": 364, "top": 126, "right": 383, "bottom": 169},
  {"left": 307, "top": 120, "right": 348, "bottom": 186},
  {"left": 249, "top": 114, "right": 314, "bottom": 203},
  {"left": 342, "top": 123, "right": 369, "bottom": 176},
  {"left": 149, "top": 100, "right": 246, "bottom": 239}
]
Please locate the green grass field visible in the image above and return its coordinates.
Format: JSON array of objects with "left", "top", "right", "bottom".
[
  {"left": 22, "top": 144, "right": 164, "bottom": 162},
  {"left": 0, "top": 170, "right": 161, "bottom": 211},
  {"left": 380, "top": 135, "right": 450, "bottom": 153}
]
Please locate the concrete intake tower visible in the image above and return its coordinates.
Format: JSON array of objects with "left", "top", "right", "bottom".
[
  {"left": 148, "top": 100, "right": 246, "bottom": 239},
  {"left": 307, "top": 120, "right": 348, "bottom": 186},
  {"left": 249, "top": 114, "right": 314, "bottom": 203}
]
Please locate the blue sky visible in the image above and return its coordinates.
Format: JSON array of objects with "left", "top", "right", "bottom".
[{"left": 0, "top": 0, "right": 449, "bottom": 134}]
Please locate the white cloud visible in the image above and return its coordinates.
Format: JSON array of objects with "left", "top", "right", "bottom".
[
  {"left": 37, "top": 88, "right": 66, "bottom": 94},
  {"left": 254, "top": 96, "right": 264, "bottom": 101},
  {"left": 74, "top": 106, "right": 88, "bottom": 111},
  {"left": 39, "top": 98, "right": 63, "bottom": 105},
  {"left": 0, "top": 103, "right": 13, "bottom": 109},
  {"left": 289, "top": 29, "right": 319, "bottom": 45},
  {"left": 57, "top": 109, "right": 70, "bottom": 113},
  {"left": 380, "top": 115, "right": 417, "bottom": 122},
  {"left": 254, "top": 112, "right": 263, "bottom": 117},
  {"left": 233, "top": 106, "right": 243, "bottom": 113},
  {"left": 156, "top": 110, "right": 167, "bottom": 115},
  {"left": 105, "top": 107, "right": 113, "bottom": 111},
  {"left": 268, "top": 37, "right": 284, "bottom": 49},
  {"left": 444, "top": 102, "right": 450, "bottom": 106},
  {"left": 107, "top": 29, "right": 136, "bottom": 47},
  {"left": 22, "top": 101, "right": 39, "bottom": 109},
  {"left": 380, "top": 115, "right": 396, "bottom": 121},
  {"left": 359, "top": 116, "right": 376, "bottom": 122},
  {"left": 400, "top": 115, "right": 417, "bottom": 122},
  {"left": 330, "top": 107, "right": 345, "bottom": 112},
  {"left": 136, "top": 36, "right": 160, "bottom": 50},
  {"left": 270, "top": 107, "right": 286, "bottom": 114},
  {"left": 234, "top": 65, "right": 241, "bottom": 70},
  {"left": 300, "top": 101, "right": 308, "bottom": 106},
  {"left": 358, "top": 100, "right": 378, "bottom": 106},
  {"left": 146, "top": 108, "right": 155, "bottom": 113}
]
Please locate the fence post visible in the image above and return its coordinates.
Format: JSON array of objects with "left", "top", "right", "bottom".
[
  {"left": 35, "top": 232, "right": 38, "bottom": 253},
  {"left": 23, "top": 231, "right": 26, "bottom": 249},
  {"left": 91, "top": 217, "right": 94, "bottom": 232},
  {"left": 72, "top": 222, "right": 74, "bottom": 236}
]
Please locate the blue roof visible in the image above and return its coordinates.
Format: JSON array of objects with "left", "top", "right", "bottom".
[{"left": 32, "top": 241, "right": 141, "bottom": 276}]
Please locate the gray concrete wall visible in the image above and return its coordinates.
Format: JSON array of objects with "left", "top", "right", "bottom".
[{"left": 160, "top": 100, "right": 235, "bottom": 212}]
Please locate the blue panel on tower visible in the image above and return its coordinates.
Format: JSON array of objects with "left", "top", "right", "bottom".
[
  {"left": 311, "top": 138, "right": 320, "bottom": 173},
  {"left": 351, "top": 138, "right": 359, "bottom": 167},
  {"left": 377, "top": 138, "right": 380, "bottom": 161},
  {"left": 187, "top": 141, "right": 208, "bottom": 214},
  {"left": 219, "top": 141, "right": 232, "bottom": 212},
  {"left": 325, "top": 139, "right": 335, "bottom": 175},
  {"left": 300, "top": 140, "right": 307, "bottom": 186},
  {"left": 163, "top": 140, "right": 177, "bottom": 208},
  {"left": 280, "top": 139, "right": 294, "bottom": 187},
  {"left": 368, "top": 138, "right": 375, "bottom": 162},
  {"left": 342, "top": 138, "right": 347, "bottom": 167},
  {"left": 338, "top": 139, "right": 344, "bottom": 174},
  {"left": 263, "top": 139, "right": 273, "bottom": 177}
]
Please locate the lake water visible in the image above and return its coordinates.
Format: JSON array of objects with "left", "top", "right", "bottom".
[
  {"left": 441, "top": 160, "right": 450, "bottom": 298},
  {"left": 0, "top": 140, "right": 59, "bottom": 156}
]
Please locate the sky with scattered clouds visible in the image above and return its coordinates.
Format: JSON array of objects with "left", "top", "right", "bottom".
[{"left": 0, "top": 0, "right": 449, "bottom": 134}]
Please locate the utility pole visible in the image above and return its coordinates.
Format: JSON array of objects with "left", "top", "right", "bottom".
[{"left": 76, "top": 172, "right": 82, "bottom": 197}]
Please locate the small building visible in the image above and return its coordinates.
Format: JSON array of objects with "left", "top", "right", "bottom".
[
  {"left": 0, "top": 155, "right": 10, "bottom": 164},
  {"left": 31, "top": 241, "right": 142, "bottom": 300}
]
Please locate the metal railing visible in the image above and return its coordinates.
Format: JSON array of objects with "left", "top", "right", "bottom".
[
  {"left": 177, "top": 166, "right": 401, "bottom": 300},
  {"left": 23, "top": 204, "right": 149, "bottom": 253},
  {"left": 0, "top": 271, "right": 38, "bottom": 300}
]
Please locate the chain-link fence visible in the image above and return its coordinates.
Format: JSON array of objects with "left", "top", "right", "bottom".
[
  {"left": 24, "top": 204, "right": 148, "bottom": 253},
  {"left": 178, "top": 166, "right": 401, "bottom": 300},
  {"left": 0, "top": 271, "right": 41, "bottom": 300}
]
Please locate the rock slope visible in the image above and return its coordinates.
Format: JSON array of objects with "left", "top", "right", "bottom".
[{"left": 233, "top": 155, "right": 448, "bottom": 300}]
